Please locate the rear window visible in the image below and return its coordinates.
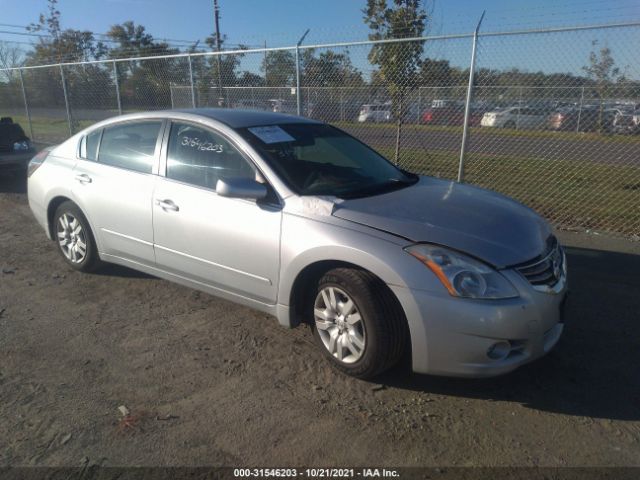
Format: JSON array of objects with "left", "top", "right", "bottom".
[{"left": 97, "top": 121, "right": 162, "bottom": 173}]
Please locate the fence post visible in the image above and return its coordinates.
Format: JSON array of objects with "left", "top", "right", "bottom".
[
  {"left": 187, "top": 54, "right": 196, "bottom": 108},
  {"left": 458, "top": 11, "right": 485, "bottom": 183},
  {"left": 516, "top": 86, "right": 523, "bottom": 129},
  {"left": 113, "top": 60, "right": 122, "bottom": 115},
  {"left": 295, "top": 29, "right": 310, "bottom": 116},
  {"left": 576, "top": 85, "right": 585, "bottom": 132},
  {"left": 394, "top": 93, "right": 403, "bottom": 164},
  {"left": 18, "top": 69, "right": 34, "bottom": 140},
  {"left": 59, "top": 65, "right": 73, "bottom": 136}
]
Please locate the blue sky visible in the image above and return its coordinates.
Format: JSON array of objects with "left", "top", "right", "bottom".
[
  {"left": 0, "top": 0, "right": 639, "bottom": 78},
  {"left": 0, "top": 0, "right": 638, "bottom": 47}
]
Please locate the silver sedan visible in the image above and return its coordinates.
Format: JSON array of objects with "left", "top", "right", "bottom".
[{"left": 27, "top": 109, "right": 568, "bottom": 378}]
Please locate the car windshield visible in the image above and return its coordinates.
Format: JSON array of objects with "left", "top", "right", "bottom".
[{"left": 237, "top": 123, "right": 417, "bottom": 198}]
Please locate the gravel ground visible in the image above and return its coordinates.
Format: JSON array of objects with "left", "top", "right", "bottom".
[{"left": 0, "top": 171, "right": 639, "bottom": 467}]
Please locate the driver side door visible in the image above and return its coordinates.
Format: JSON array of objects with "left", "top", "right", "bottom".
[{"left": 152, "top": 120, "right": 282, "bottom": 304}]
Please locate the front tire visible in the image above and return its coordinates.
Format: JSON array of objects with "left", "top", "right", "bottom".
[
  {"left": 311, "top": 268, "right": 408, "bottom": 379},
  {"left": 53, "top": 201, "right": 100, "bottom": 272}
]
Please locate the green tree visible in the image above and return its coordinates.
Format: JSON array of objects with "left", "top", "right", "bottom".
[
  {"left": 23, "top": 0, "right": 110, "bottom": 118},
  {"left": 302, "top": 50, "right": 363, "bottom": 88},
  {"left": 107, "top": 21, "right": 177, "bottom": 59},
  {"left": 583, "top": 41, "right": 621, "bottom": 132},
  {"left": 261, "top": 50, "right": 295, "bottom": 87},
  {"left": 0, "top": 43, "right": 25, "bottom": 110},
  {"left": 26, "top": 0, "right": 107, "bottom": 64},
  {"left": 236, "top": 71, "right": 265, "bottom": 87},
  {"left": 106, "top": 21, "right": 183, "bottom": 108},
  {"left": 299, "top": 49, "right": 365, "bottom": 121},
  {"left": 363, "top": 0, "right": 427, "bottom": 161},
  {"left": 192, "top": 36, "right": 248, "bottom": 106}
]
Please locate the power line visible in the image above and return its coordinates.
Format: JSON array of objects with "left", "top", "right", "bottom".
[{"left": 0, "top": 22, "right": 200, "bottom": 46}]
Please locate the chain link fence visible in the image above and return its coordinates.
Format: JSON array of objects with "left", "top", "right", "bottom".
[{"left": 1, "top": 21, "right": 639, "bottom": 239}]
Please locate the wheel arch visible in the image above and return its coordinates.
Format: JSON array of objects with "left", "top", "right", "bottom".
[
  {"left": 46, "top": 196, "right": 101, "bottom": 252},
  {"left": 47, "top": 195, "right": 74, "bottom": 239},
  {"left": 281, "top": 247, "right": 412, "bottom": 330},
  {"left": 288, "top": 259, "right": 359, "bottom": 327}
]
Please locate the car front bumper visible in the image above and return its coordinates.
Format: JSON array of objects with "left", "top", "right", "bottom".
[{"left": 390, "top": 268, "right": 568, "bottom": 378}]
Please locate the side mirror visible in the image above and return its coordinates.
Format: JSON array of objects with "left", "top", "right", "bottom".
[{"left": 216, "top": 177, "right": 268, "bottom": 200}]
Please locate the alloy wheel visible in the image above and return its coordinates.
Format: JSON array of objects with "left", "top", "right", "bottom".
[
  {"left": 56, "top": 213, "right": 87, "bottom": 264},
  {"left": 314, "top": 286, "right": 366, "bottom": 364}
]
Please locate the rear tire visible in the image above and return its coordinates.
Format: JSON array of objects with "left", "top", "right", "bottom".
[
  {"left": 53, "top": 201, "right": 101, "bottom": 272},
  {"left": 310, "top": 268, "right": 408, "bottom": 379}
]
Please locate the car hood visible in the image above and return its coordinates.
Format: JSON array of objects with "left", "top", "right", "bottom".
[{"left": 332, "top": 176, "right": 551, "bottom": 268}]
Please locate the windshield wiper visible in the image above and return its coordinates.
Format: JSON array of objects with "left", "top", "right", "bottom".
[{"left": 340, "top": 176, "right": 418, "bottom": 199}]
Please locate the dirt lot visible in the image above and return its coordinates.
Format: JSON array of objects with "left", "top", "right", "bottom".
[{"left": 1, "top": 171, "right": 639, "bottom": 468}]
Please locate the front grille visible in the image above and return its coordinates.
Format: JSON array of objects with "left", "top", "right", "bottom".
[{"left": 515, "top": 237, "right": 564, "bottom": 288}]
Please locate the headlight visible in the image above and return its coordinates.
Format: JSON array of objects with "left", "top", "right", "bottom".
[
  {"left": 404, "top": 244, "right": 518, "bottom": 299},
  {"left": 13, "top": 140, "right": 31, "bottom": 151}
]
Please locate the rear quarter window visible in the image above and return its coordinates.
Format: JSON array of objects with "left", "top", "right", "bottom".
[{"left": 79, "top": 129, "right": 102, "bottom": 161}]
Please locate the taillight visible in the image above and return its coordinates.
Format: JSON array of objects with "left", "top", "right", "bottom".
[{"left": 27, "top": 148, "right": 51, "bottom": 177}]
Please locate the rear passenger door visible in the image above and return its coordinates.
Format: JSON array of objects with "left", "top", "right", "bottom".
[
  {"left": 152, "top": 121, "right": 282, "bottom": 304},
  {"left": 72, "top": 120, "right": 163, "bottom": 265}
]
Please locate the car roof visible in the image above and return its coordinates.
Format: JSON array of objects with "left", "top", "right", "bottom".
[{"left": 171, "top": 108, "right": 320, "bottom": 128}]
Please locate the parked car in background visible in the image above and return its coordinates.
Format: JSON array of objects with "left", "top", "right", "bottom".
[
  {"left": 358, "top": 102, "right": 391, "bottom": 123},
  {"left": 232, "top": 100, "right": 269, "bottom": 111},
  {"left": 306, "top": 100, "right": 361, "bottom": 123},
  {"left": 267, "top": 98, "right": 296, "bottom": 115},
  {"left": 422, "top": 105, "right": 486, "bottom": 127},
  {"left": 0, "top": 117, "right": 36, "bottom": 173},
  {"left": 357, "top": 102, "right": 422, "bottom": 124},
  {"left": 611, "top": 107, "right": 639, "bottom": 134},
  {"left": 27, "top": 109, "right": 567, "bottom": 379},
  {"left": 548, "top": 106, "right": 598, "bottom": 132},
  {"left": 548, "top": 106, "right": 620, "bottom": 133},
  {"left": 481, "top": 106, "right": 549, "bottom": 130}
]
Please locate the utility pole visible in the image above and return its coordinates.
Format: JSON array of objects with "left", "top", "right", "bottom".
[
  {"left": 214, "top": 0, "right": 222, "bottom": 52},
  {"left": 214, "top": 0, "right": 223, "bottom": 106}
]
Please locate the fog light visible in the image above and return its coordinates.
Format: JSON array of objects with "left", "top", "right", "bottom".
[{"left": 487, "top": 341, "right": 511, "bottom": 360}]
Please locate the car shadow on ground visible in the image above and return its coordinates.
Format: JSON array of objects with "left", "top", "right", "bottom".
[
  {"left": 0, "top": 170, "right": 27, "bottom": 194},
  {"left": 378, "top": 247, "right": 640, "bottom": 421}
]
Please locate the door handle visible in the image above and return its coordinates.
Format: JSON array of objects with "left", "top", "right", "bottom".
[
  {"left": 74, "top": 173, "right": 92, "bottom": 184},
  {"left": 155, "top": 199, "right": 179, "bottom": 212}
]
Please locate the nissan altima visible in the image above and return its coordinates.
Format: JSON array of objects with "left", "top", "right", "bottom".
[{"left": 27, "top": 109, "right": 568, "bottom": 379}]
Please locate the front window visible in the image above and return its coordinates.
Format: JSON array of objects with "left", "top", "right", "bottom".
[
  {"left": 238, "top": 123, "right": 416, "bottom": 198},
  {"left": 166, "top": 122, "right": 255, "bottom": 191}
]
